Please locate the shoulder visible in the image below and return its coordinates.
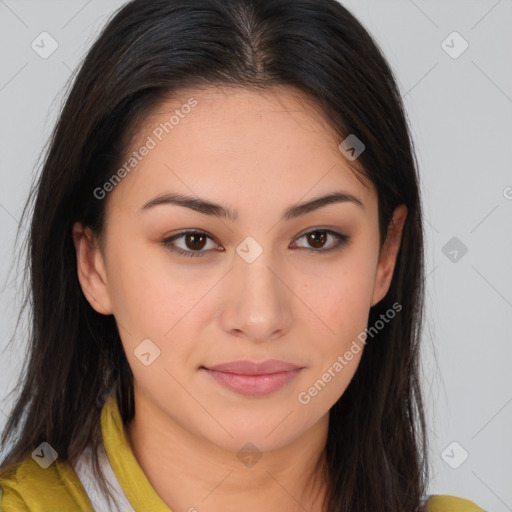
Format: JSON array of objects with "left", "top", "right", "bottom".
[
  {"left": 0, "top": 452, "right": 93, "bottom": 512},
  {"left": 426, "top": 494, "right": 486, "bottom": 511}
]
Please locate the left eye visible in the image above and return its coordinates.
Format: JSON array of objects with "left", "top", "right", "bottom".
[
  {"left": 162, "top": 229, "right": 350, "bottom": 258},
  {"left": 292, "top": 230, "right": 350, "bottom": 252}
]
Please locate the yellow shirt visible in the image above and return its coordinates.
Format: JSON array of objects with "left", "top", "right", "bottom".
[{"left": 0, "top": 394, "right": 486, "bottom": 511}]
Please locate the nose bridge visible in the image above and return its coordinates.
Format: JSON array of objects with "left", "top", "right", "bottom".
[
  {"left": 235, "top": 239, "right": 283, "bottom": 310},
  {"left": 222, "top": 235, "right": 291, "bottom": 340}
]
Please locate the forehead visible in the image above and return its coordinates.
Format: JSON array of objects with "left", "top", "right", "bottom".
[
  {"left": 108, "top": 85, "right": 376, "bottom": 218},
  {"left": 143, "top": 85, "right": 338, "bottom": 136}
]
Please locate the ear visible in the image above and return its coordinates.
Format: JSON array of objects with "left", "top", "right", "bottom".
[
  {"left": 370, "top": 204, "right": 407, "bottom": 307},
  {"left": 72, "top": 222, "right": 113, "bottom": 315}
]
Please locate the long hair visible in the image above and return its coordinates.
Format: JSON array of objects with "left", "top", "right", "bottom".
[{"left": 0, "top": 1, "right": 428, "bottom": 510}]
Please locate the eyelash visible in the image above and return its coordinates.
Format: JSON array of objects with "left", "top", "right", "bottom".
[{"left": 161, "top": 229, "right": 350, "bottom": 258}]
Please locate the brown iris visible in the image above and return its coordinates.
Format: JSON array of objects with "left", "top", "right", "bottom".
[
  {"left": 307, "top": 231, "right": 327, "bottom": 249},
  {"left": 185, "top": 233, "right": 208, "bottom": 250}
]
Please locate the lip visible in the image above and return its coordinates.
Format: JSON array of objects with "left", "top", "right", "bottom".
[
  {"left": 205, "top": 359, "right": 301, "bottom": 374},
  {"left": 202, "top": 359, "right": 304, "bottom": 396}
]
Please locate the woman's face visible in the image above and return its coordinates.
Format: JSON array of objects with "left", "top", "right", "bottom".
[{"left": 74, "top": 85, "right": 406, "bottom": 453}]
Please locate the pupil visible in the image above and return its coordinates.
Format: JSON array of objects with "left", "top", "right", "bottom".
[
  {"left": 308, "top": 231, "right": 326, "bottom": 249},
  {"left": 187, "top": 233, "right": 206, "bottom": 250}
]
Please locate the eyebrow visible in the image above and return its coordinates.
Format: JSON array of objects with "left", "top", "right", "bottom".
[{"left": 139, "top": 191, "right": 364, "bottom": 222}]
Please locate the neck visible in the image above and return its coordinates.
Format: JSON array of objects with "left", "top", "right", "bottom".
[{"left": 125, "top": 391, "right": 330, "bottom": 512}]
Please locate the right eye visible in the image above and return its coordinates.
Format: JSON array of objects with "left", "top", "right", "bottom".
[{"left": 162, "top": 230, "right": 223, "bottom": 258}]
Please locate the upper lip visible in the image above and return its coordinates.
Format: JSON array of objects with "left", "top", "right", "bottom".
[{"left": 204, "top": 359, "right": 302, "bottom": 375}]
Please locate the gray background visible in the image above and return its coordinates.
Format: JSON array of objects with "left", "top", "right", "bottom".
[{"left": 1, "top": 1, "right": 511, "bottom": 510}]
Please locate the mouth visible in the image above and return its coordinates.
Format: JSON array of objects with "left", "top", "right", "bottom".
[{"left": 201, "top": 359, "right": 304, "bottom": 397}]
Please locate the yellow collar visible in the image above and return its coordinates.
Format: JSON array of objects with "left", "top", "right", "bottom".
[{"left": 101, "top": 394, "right": 172, "bottom": 511}]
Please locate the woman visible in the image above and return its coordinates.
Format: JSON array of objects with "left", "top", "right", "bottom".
[{"left": 0, "top": 0, "right": 485, "bottom": 510}]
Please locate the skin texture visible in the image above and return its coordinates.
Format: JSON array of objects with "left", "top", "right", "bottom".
[{"left": 73, "top": 85, "right": 407, "bottom": 512}]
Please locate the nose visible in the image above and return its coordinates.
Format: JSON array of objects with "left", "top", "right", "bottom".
[{"left": 219, "top": 248, "right": 293, "bottom": 343}]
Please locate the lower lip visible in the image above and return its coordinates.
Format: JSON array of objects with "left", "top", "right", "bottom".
[{"left": 203, "top": 368, "right": 302, "bottom": 396}]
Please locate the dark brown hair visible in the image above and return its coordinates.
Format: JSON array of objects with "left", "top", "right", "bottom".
[{"left": 0, "top": 1, "right": 429, "bottom": 510}]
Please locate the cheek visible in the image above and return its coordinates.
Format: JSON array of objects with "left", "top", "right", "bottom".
[
  {"left": 300, "top": 255, "right": 375, "bottom": 331},
  {"left": 106, "top": 250, "right": 203, "bottom": 393},
  {"left": 294, "top": 254, "right": 376, "bottom": 394},
  {"left": 104, "top": 235, "right": 206, "bottom": 340},
  {"left": 297, "top": 277, "right": 370, "bottom": 409}
]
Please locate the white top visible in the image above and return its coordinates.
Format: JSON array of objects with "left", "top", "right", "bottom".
[{"left": 72, "top": 443, "right": 136, "bottom": 512}]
